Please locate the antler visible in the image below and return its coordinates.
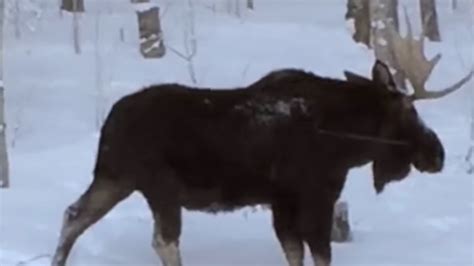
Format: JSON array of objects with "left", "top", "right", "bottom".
[{"left": 388, "top": 7, "right": 473, "bottom": 101}]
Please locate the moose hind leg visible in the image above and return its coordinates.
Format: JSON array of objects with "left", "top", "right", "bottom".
[
  {"left": 143, "top": 190, "right": 183, "bottom": 266},
  {"left": 51, "top": 178, "right": 133, "bottom": 266},
  {"left": 272, "top": 200, "right": 304, "bottom": 266},
  {"left": 152, "top": 210, "right": 182, "bottom": 266}
]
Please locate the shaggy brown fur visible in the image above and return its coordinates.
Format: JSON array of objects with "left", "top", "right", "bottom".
[{"left": 51, "top": 60, "right": 444, "bottom": 266}]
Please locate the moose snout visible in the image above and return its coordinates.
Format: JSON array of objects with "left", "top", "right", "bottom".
[
  {"left": 413, "top": 142, "right": 445, "bottom": 173},
  {"left": 413, "top": 155, "right": 437, "bottom": 173}
]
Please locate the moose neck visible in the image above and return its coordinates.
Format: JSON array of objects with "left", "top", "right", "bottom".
[{"left": 310, "top": 85, "right": 392, "bottom": 169}]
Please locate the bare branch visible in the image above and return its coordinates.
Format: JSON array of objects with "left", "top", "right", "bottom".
[
  {"left": 165, "top": 44, "right": 193, "bottom": 61},
  {"left": 160, "top": 0, "right": 173, "bottom": 19},
  {"left": 241, "top": 61, "right": 251, "bottom": 80},
  {"left": 16, "top": 254, "right": 51, "bottom": 266},
  {"left": 164, "top": 0, "right": 198, "bottom": 84}
]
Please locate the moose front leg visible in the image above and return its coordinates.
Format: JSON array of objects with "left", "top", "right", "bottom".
[
  {"left": 299, "top": 196, "right": 335, "bottom": 266},
  {"left": 272, "top": 198, "right": 304, "bottom": 266}
]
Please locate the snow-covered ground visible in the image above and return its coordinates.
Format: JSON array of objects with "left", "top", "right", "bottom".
[{"left": 1, "top": 0, "right": 473, "bottom": 265}]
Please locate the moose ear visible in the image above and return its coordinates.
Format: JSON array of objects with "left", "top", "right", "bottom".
[
  {"left": 371, "top": 60, "right": 396, "bottom": 91},
  {"left": 343, "top": 71, "right": 372, "bottom": 85}
]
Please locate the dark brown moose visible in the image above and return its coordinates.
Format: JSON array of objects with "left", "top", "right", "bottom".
[{"left": 52, "top": 59, "right": 467, "bottom": 266}]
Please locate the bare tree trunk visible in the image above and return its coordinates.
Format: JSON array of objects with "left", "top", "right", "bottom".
[
  {"left": 345, "top": 0, "right": 371, "bottom": 47},
  {"left": 452, "top": 0, "right": 458, "bottom": 9},
  {"left": 72, "top": 0, "right": 81, "bottom": 54},
  {"left": 184, "top": 0, "right": 197, "bottom": 84},
  {"left": 247, "top": 0, "right": 254, "bottom": 10},
  {"left": 467, "top": 83, "right": 474, "bottom": 174},
  {"left": 14, "top": 0, "right": 20, "bottom": 39},
  {"left": 59, "top": 0, "right": 63, "bottom": 18},
  {"left": 0, "top": 0, "right": 10, "bottom": 188},
  {"left": 61, "top": 0, "right": 83, "bottom": 54},
  {"left": 134, "top": 1, "right": 166, "bottom": 59},
  {"left": 95, "top": 12, "right": 104, "bottom": 130},
  {"left": 61, "top": 0, "right": 84, "bottom": 12},
  {"left": 226, "top": 0, "right": 232, "bottom": 14},
  {"left": 389, "top": 0, "right": 399, "bottom": 31},
  {"left": 420, "top": 0, "right": 441, "bottom": 42},
  {"left": 234, "top": 0, "right": 241, "bottom": 18},
  {"left": 331, "top": 201, "right": 352, "bottom": 242},
  {"left": 119, "top": 28, "right": 125, "bottom": 42},
  {"left": 370, "top": 0, "right": 406, "bottom": 91}
]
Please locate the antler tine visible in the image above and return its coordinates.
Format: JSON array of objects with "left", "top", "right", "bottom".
[
  {"left": 390, "top": 7, "right": 472, "bottom": 101},
  {"left": 405, "top": 6, "right": 436, "bottom": 87},
  {"left": 408, "top": 69, "right": 474, "bottom": 101}
]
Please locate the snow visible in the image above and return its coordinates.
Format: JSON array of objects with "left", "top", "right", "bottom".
[
  {"left": 132, "top": 2, "right": 159, "bottom": 13},
  {"left": 1, "top": 0, "right": 473, "bottom": 265},
  {"left": 376, "top": 37, "right": 388, "bottom": 46},
  {"left": 344, "top": 17, "right": 356, "bottom": 36}
]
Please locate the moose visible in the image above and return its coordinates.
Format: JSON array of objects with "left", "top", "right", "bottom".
[{"left": 51, "top": 56, "right": 472, "bottom": 266}]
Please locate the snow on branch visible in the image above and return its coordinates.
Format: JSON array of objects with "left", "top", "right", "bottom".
[{"left": 132, "top": 2, "right": 157, "bottom": 13}]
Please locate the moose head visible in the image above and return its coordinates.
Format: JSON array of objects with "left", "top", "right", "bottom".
[
  {"left": 343, "top": 4, "right": 472, "bottom": 193},
  {"left": 344, "top": 56, "right": 470, "bottom": 193}
]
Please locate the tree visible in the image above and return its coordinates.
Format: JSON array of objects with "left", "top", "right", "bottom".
[
  {"left": 452, "top": 0, "right": 458, "bottom": 9},
  {"left": 420, "top": 0, "right": 441, "bottom": 42},
  {"left": 234, "top": 0, "right": 241, "bottom": 18},
  {"left": 467, "top": 89, "right": 474, "bottom": 174},
  {"left": 61, "top": 0, "right": 84, "bottom": 54},
  {"left": 331, "top": 201, "right": 352, "bottom": 242},
  {"left": 345, "top": 0, "right": 371, "bottom": 47},
  {"left": 167, "top": 0, "right": 198, "bottom": 83},
  {"left": 13, "top": 0, "right": 19, "bottom": 39},
  {"left": 94, "top": 12, "right": 105, "bottom": 130},
  {"left": 61, "top": 0, "right": 84, "bottom": 12},
  {"left": 225, "top": 0, "right": 241, "bottom": 17},
  {"left": 0, "top": 0, "right": 10, "bottom": 188},
  {"left": 4, "top": 0, "right": 42, "bottom": 39},
  {"left": 247, "top": 0, "right": 254, "bottom": 10},
  {"left": 369, "top": 0, "right": 406, "bottom": 91},
  {"left": 132, "top": 1, "right": 166, "bottom": 58}
]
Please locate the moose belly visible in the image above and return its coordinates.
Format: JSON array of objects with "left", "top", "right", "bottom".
[{"left": 179, "top": 180, "right": 273, "bottom": 213}]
